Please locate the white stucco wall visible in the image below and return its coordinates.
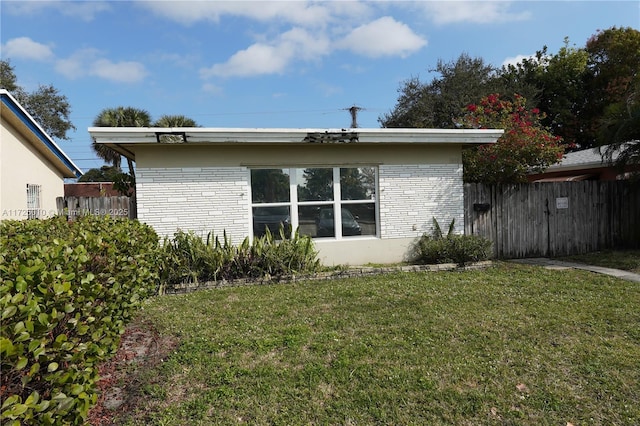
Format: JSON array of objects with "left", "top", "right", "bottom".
[{"left": 0, "top": 121, "right": 65, "bottom": 220}]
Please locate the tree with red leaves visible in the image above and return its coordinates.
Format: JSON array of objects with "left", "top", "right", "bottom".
[{"left": 461, "top": 94, "right": 565, "bottom": 183}]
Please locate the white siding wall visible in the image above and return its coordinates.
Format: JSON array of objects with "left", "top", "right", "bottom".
[
  {"left": 379, "top": 164, "right": 464, "bottom": 239},
  {"left": 136, "top": 166, "right": 250, "bottom": 242}
]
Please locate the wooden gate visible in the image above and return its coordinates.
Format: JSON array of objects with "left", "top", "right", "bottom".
[{"left": 464, "top": 182, "right": 640, "bottom": 258}]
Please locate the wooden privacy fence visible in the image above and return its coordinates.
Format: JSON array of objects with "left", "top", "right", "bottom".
[
  {"left": 464, "top": 182, "right": 640, "bottom": 259},
  {"left": 56, "top": 196, "right": 136, "bottom": 220}
]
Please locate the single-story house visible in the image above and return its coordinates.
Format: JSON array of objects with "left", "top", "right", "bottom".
[
  {"left": 64, "top": 182, "right": 122, "bottom": 197},
  {"left": 89, "top": 127, "right": 502, "bottom": 265},
  {"left": 528, "top": 143, "right": 639, "bottom": 182},
  {"left": 1, "top": 89, "right": 82, "bottom": 220}
]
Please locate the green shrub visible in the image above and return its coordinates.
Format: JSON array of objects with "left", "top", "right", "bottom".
[
  {"left": 160, "top": 227, "right": 320, "bottom": 288},
  {"left": 446, "top": 235, "right": 493, "bottom": 266},
  {"left": 0, "top": 216, "right": 160, "bottom": 425},
  {"left": 416, "top": 218, "right": 492, "bottom": 266}
]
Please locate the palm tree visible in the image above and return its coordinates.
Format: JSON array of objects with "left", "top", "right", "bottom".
[
  {"left": 91, "top": 106, "right": 152, "bottom": 171},
  {"left": 152, "top": 115, "right": 201, "bottom": 143},
  {"left": 153, "top": 114, "right": 199, "bottom": 127}
]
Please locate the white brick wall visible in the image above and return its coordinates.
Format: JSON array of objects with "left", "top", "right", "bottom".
[
  {"left": 137, "top": 163, "right": 464, "bottom": 243},
  {"left": 379, "top": 164, "right": 464, "bottom": 239},
  {"left": 136, "top": 166, "right": 250, "bottom": 242}
]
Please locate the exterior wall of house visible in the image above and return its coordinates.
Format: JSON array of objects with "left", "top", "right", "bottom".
[
  {"left": 136, "top": 166, "right": 250, "bottom": 242},
  {"left": 0, "top": 120, "right": 65, "bottom": 220},
  {"left": 379, "top": 164, "right": 464, "bottom": 238},
  {"left": 134, "top": 143, "right": 464, "bottom": 264}
]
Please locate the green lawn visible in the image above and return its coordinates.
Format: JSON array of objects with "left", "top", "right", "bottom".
[
  {"left": 114, "top": 263, "right": 640, "bottom": 425},
  {"left": 557, "top": 249, "right": 640, "bottom": 274}
]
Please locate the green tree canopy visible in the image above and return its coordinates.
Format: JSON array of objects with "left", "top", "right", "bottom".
[
  {"left": 501, "top": 41, "right": 588, "bottom": 148},
  {"left": 1, "top": 59, "right": 75, "bottom": 140},
  {"left": 78, "top": 165, "right": 126, "bottom": 183},
  {"left": 0, "top": 59, "right": 19, "bottom": 92},
  {"left": 379, "top": 53, "right": 530, "bottom": 129},
  {"left": 587, "top": 27, "right": 640, "bottom": 174},
  {"left": 153, "top": 115, "right": 199, "bottom": 127},
  {"left": 380, "top": 26, "right": 639, "bottom": 182}
]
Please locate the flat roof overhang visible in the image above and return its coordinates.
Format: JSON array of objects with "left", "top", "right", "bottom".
[{"left": 89, "top": 127, "right": 504, "bottom": 161}]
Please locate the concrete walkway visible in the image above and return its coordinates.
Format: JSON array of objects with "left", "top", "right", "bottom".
[{"left": 510, "top": 258, "right": 640, "bottom": 283}]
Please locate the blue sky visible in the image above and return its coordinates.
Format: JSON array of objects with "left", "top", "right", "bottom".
[{"left": 1, "top": 1, "right": 638, "bottom": 174}]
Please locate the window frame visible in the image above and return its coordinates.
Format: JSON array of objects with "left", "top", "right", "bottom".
[{"left": 250, "top": 166, "right": 378, "bottom": 240}]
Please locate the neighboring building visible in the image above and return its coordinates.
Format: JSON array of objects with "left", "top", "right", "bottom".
[
  {"left": 1, "top": 90, "right": 82, "bottom": 220},
  {"left": 89, "top": 127, "right": 502, "bottom": 265},
  {"left": 64, "top": 182, "right": 121, "bottom": 197},
  {"left": 528, "top": 144, "right": 639, "bottom": 182}
]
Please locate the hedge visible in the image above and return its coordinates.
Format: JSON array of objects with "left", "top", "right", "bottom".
[
  {"left": 415, "top": 218, "right": 492, "bottom": 266},
  {"left": 0, "top": 216, "right": 160, "bottom": 425}
]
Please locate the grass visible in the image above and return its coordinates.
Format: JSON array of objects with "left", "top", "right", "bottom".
[
  {"left": 557, "top": 249, "right": 640, "bottom": 273},
  {"left": 114, "top": 263, "right": 639, "bottom": 425}
]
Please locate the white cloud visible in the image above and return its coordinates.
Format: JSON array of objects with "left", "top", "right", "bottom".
[
  {"left": 201, "top": 28, "right": 330, "bottom": 78},
  {"left": 202, "top": 43, "right": 292, "bottom": 78},
  {"left": 55, "top": 48, "right": 101, "bottom": 79},
  {"left": 502, "top": 54, "right": 535, "bottom": 68},
  {"left": 55, "top": 48, "right": 147, "bottom": 83},
  {"left": 1, "top": 37, "right": 54, "bottom": 61},
  {"left": 202, "top": 83, "right": 223, "bottom": 96},
  {"left": 4, "top": 1, "right": 111, "bottom": 22},
  {"left": 420, "top": 2, "right": 531, "bottom": 25},
  {"left": 140, "top": 1, "right": 337, "bottom": 27},
  {"left": 90, "top": 59, "right": 148, "bottom": 83},
  {"left": 144, "top": 1, "right": 423, "bottom": 80},
  {"left": 337, "top": 17, "right": 426, "bottom": 58}
]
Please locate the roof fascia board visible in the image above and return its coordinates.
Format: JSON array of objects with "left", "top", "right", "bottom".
[
  {"left": 1, "top": 90, "right": 83, "bottom": 178},
  {"left": 89, "top": 127, "right": 503, "bottom": 145},
  {"left": 546, "top": 161, "right": 610, "bottom": 172}
]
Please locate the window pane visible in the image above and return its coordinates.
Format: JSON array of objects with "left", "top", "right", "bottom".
[
  {"left": 342, "top": 204, "right": 376, "bottom": 236},
  {"left": 252, "top": 206, "right": 291, "bottom": 239},
  {"left": 341, "top": 167, "right": 376, "bottom": 200},
  {"left": 297, "top": 168, "right": 333, "bottom": 202},
  {"left": 251, "top": 169, "right": 290, "bottom": 203},
  {"left": 312, "top": 205, "right": 337, "bottom": 238},
  {"left": 298, "top": 204, "right": 327, "bottom": 238}
]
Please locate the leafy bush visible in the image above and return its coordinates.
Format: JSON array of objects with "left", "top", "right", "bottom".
[
  {"left": 160, "top": 227, "right": 320, "bottom": 288},
  {"left": 416, "top": 218, "right": 492, "bottom": 266},
  {"left": 446, "top": 235, "right": 493, "bottom": 266},
  {"left": 0, "top": 216, "right": 159, "bottom": 425}
]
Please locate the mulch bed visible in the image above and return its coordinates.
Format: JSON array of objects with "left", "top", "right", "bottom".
[{"left": 88, "top": 319, "right": 178, "bottom": 426}]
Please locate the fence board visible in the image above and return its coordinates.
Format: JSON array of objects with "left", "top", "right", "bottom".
[
  {"left": 56, "top": 196, "right": 135, "bottom": 220},
  {"left": 464, "top": 181, "right": 640, "bottom": 258}
]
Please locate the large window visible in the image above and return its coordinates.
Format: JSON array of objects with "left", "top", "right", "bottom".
[{"left": 251, "top": 167, "right": 377, "bottom": 239}]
